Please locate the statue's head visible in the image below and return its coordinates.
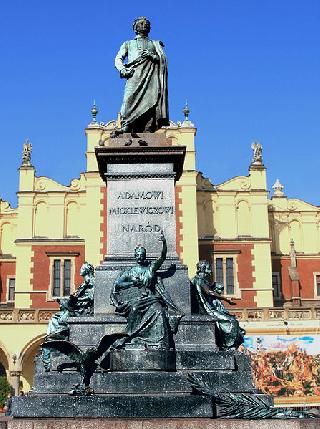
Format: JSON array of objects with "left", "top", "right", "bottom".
[
  {"left": 213, "top": 282, "right": 224, "bottom": 295},
  {"left": 80, "top": 262, "right": 94, "bottom": 277},
  {"left": 196, "top": 260, "right": 211, "bottom": 276},
  {"left": 133, "top": 16, "right": 151, "bottom": 36},
  {"left": 134, "top": 245, "right": 147, "bottom": 264}
]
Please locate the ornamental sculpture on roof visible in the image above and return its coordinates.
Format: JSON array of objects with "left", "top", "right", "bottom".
[
  {"left": 251, "top": 141, "right": 263, "bottom": 165},
  {"left": 22, "top": 139, "right": 32, "bottom": 166},
  {"left": 114, "top": 17, "right": 169, "bottom": 134}
]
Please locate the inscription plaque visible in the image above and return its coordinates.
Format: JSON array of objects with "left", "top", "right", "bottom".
[{"left": 106, "top": 163, "right": 177, "bottom": 257}]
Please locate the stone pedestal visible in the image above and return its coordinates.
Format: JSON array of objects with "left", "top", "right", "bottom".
[{"left": 94, "top": 136, "right": 190, "bottom": 316}]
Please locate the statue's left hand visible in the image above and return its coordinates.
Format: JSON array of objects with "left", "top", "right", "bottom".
[
  {"left": 141, "top": 49, "right": 158, "bottom": 62},
  {"left": 141, "top": 49, "right": 151, "bottom": 59}
]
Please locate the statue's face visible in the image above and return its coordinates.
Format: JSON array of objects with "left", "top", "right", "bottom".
[
  {"left": 80, "top": 264, "right": 88, "bottom": 276},
  {"left": 215, "top": 283, "right": 224, "bottom": 295},
  {"left": 135, "top": 247, "right": 146, "bottom": 263},
  {"left": 198, "top": 262, "right": 211, "bottom": 275},
  {"left": 134, "top": 19, "right": 150, "bottom": 36}
]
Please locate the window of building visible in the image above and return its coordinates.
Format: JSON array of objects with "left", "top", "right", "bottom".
[
  {"left": 7, "top": 277, "right": 15, "bottom": 302},
  {"left": 213, "top": 256, "right": 238, "bottom": 296},
  {"left": 314, "top": 273, "right": 320, "bottom": 298},
  {"left": 272, "top": 272, "right": 282, "bottom": 299},
  {"left": 51, "top": 258, "right": 72, "bottom": 298}
]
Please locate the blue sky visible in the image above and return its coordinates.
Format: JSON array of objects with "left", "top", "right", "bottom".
[{"left": 0, "top": 0, "right": 319, "bottom": 206}]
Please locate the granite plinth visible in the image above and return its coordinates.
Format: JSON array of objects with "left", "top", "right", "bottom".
[
  {"left": 7, "top": 419, "right": 320, "bottom": 429},
  {"left": 174, "top": 315, "right": 218, "bottom": 351},
  {"left": 31, "top": 349, "right": 255, "bottom": 396},
  {"left": 176, "top": 350, "right": 235, "bottom": 370},
  {"left": 12, "top": 394, "right": 213, "bottom": 418},
  {"left": 110, "top": 349, "right": 176, "bottom": 371},
  {"left": 32, "top": 369, "right": 256, "bottom": 395}
]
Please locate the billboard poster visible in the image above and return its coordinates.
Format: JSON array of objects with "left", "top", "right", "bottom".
[{"left": 243, "top": 335, "right": 320, "bottom": 401}]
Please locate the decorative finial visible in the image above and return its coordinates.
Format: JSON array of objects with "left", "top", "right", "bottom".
[
  {"left": 22, "top": 139, "right": 32, "bottom": 166},
  {"left": 181, "top": 100, "right": 194, "bottom": 128},
  {"left": 251, "top": 141, "right": 263, "bottom": 165},
  {"left": 182, "top": 100, "right": 190, "bottom": 121},
  {"left": 90, "top": 100, "right": 98, "bottom": 123},
  {"left": 272, "top": 178, "right": 285, "bottom": 197}
]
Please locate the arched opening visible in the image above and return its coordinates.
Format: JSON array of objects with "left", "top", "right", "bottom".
[
  {"left": 65, "top": 201, "right": 80, "bottom": 237},
  {"left": 0, "top": 346, "right": 9, "bottom": 377},
  {"left": 237, "top": 201, "right": 251, "bottom": 236},
  {"left": 0, "top": 362, "right": 6, "bottom": 377},
  {"left": 0, "top": 223, "right": 13, "bottom": 255},
  {"left": 34, "top": 202, "right": 48, "bottom": 237},
  {"left": 290, "top": 220, "right": 302, "bottom": 252},
  {"left": 20, "top": 335, "right": 45, "bottom": 392}
]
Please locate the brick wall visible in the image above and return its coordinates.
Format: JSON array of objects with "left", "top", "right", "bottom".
[
  {"left": 30, "top": 245, "right": 85, "bottom": 308},
  {"left": 199, "top": 242, "right": 256, "bottom": 308}
]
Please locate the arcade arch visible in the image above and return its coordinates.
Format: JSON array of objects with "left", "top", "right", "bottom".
[{"left": 20, "top": 335, "right": 45, "bottom": 391}]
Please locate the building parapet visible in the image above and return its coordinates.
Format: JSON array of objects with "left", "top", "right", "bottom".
[
  {"left": 0, "top": 307, "right": 320, "bottom": 324},
  {"left": 0, "top": 308, "right": 55, "bottom": 323},
  {"left": 231, "top": 307, "right": 320, "bottom": 321}
]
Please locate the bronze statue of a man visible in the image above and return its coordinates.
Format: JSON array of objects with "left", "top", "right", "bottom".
[{"left": 115, "top": 17, "right": 169, "bottom": 133}]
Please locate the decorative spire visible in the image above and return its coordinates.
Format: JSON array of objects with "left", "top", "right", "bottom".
[
  {"left": 181, "top": 100, "right": 194, "bottom": 127},
  {"left": 182, "top": 100, "right": 190, "bottom": 121},
  {"left": 22, "top": 139, "right": 32, "bottom": 166},
  {"left": 251, "top": 141, "right": 263, "bottom": 165},
  {"left": 272, "top": 178, "right": 285, "bottom": 197},
  {"left": 90, "top": 100, "right": 98, "bottom": 123}
]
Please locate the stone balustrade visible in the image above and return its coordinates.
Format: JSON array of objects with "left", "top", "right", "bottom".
[
  {"left": 231, "top": 307, "right": 320, "bottom": 321},
  {"left": 0, "top": 307, "right": 320, "bottom": 323},
  {"left": 0, "top": 308, "right": 55, "bottom": 323}
]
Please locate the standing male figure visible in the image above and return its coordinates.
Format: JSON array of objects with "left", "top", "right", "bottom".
[{"left": 115, "top": 17, "right": 169, "bottom": 133}]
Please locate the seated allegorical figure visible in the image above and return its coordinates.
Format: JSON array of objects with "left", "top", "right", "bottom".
[
  {"left": 41, "top": 262, "right": 95, "bottom": 370},
  {"left": 70, "top": 262, "right": 95, "bottom": 316},
  {"left": 110, "top": 232, "right": 183, "bottom": 350},
  {"left": 191, "top": 260, "right": 245, "bottom": 350}
]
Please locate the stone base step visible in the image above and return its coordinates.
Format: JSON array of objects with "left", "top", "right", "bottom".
[
  {"left": 32, "top": 369, "right": 256, "bottom": 395},
  {"left": 8, "top": 418, "right": 320, "bottom": 429},
  {"left": 12, "top": 393, "right": 213, "bottom": 418}
]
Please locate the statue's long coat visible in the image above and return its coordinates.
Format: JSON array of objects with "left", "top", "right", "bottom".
[{"left": 115, "top": 38, "right": 169, "bottom": 129}]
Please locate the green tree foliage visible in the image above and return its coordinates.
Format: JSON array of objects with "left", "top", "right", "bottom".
[{"left": 0, "top": 376, "right": 13, "bottom": 408}]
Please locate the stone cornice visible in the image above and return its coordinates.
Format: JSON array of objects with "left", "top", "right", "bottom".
[{"left": 15, "top": 238, "right": 85, "bottom": 244}]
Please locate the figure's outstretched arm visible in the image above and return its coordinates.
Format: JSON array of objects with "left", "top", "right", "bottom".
[
  {"left": 202, "top": 283, "right": 236, "bottom": 305},
  {"left": 152, "top": 232, "right": 167, "bottom": 272},
  {"left": 220, "top": 295, "right": 236, "bottom": 305}
]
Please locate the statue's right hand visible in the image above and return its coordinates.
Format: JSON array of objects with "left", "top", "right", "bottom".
[{"left": 120, "top": 68, "right": 134, "bottom": 79}]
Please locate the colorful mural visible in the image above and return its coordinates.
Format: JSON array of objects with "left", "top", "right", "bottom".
[{"left": 243, "top": 335, "right": 320, "bottom": 400}]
